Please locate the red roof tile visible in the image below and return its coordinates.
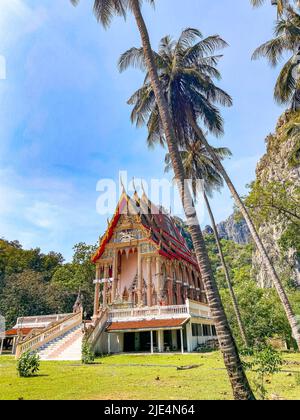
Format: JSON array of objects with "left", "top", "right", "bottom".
[
  {"left": 92, "top": 192, "right": 199, "bottom": 269},
  {"left": 4, "top": 328, "right": 33, "bottom": 337},
  {"left": 106, "top": 318, "right": 189, "bottom": 332}
]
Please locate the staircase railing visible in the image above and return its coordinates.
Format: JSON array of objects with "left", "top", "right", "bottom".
[
  {"left": 85, "top": 309, "right": 108, "bottom": 350},
  {"left": 15, "top": 311, "right": 83, "bottom": 358}
]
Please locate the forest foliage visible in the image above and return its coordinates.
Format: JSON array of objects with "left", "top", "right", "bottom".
[
  {"left": 1, "top": 233, "right": 299, "bottom": 348},
  {"left": 0, "top": 239, "right": 96, "bottom": 329}
]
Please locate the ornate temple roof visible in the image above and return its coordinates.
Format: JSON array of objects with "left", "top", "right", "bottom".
[{"left": 92, "top": 191, "right": 198, "bottom": 269}]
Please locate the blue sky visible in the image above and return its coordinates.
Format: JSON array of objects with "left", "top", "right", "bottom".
[{"left": 0, "top": 0, "right": 284, "bottom": 260}]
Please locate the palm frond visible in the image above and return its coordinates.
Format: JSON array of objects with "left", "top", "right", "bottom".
[{"left": 274, "top": 56, "right": 297, "bottom": 103}]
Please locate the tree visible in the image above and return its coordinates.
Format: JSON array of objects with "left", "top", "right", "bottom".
[
  {"left": 252, "top": 7, "right": 300, "bottom": 109},
  {"left": 0, "top": 270, "right": 53, "bottom": 329},
  {"left": 70, "top": 2, "right": 254, "bottom": 399},
  {"left": 120, "top": 25, "right": 300, "bottom": 350},
  {"left": 250, "top": 0, "right": 300, "bottom": 15},
  {"left": 50, "top": 243, "right": 97, "bottom": 317},
  {"left": 165, "top": 142, "right": 249, "bottom": 347}
]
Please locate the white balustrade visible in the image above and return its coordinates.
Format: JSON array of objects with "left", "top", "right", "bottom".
[
  {"left": 108, "top": 301, "right": 212, "bottom": 322},
  {"left": 88, "top": 309, "right": 109, "bottom": 347},
  {"left": 15, "top": 312, "right": 82, "bottom": 358},
  {"left": 108, "top": 305, "right": 189, "bottom": 322}
]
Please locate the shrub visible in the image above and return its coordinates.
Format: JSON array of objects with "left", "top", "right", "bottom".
[
  {"left": 245, "top": 345, "right": 283, "bottom": 400},
  {"left": 82, "top": 340, "right": 95, "bottom": 365},
  {"left": 17, "top": 351, "right": 40, "bottom": 378}
]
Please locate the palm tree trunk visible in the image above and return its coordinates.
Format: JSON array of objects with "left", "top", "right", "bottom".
[
  {"left": 130, "top": 0, "right": 255, "bottom": 400},
  {"left": 190, "top": 118, "right": 300, "bottom": 349},
  {"left": 203, "top": 192, "right": 249, "bottom": 348}
]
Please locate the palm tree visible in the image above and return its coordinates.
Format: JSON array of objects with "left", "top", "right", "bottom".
[
  {"left": 120, "top": 28, "right": 300, "bottom": 350},
  {"left": 165, "top": 142, "right": 249, "bottom": 348},
  {"left": 252, "top": 7, "right": 300, "bottom": 109},
  {"left": 250, "top": 0, "right": 299, "bottom": 15},
  {"left": 70, "top": 2, "right": 255, "bottom": 400}
]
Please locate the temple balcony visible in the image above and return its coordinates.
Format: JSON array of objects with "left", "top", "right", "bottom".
[{"left": 107, "top": 300, "right": 211, "bottom": 323}]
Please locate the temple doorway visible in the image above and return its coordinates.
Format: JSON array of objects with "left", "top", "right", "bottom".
[
  {"left": 124, "top": 333, "right": 135, "bottom": 352},
  {"left": 123, "top": 332, "right": 158, "bottom": 352}
]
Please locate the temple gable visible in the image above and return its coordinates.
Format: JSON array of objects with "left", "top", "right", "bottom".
[{"left": 92, "top": 193, "right": 206, "bottom": 317}]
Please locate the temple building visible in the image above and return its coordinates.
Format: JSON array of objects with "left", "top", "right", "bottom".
[
  {"left": 4, "top": 191, "right": 217, "bottom": 360},
  {"left": 91, "top": 191, "right": 217, "bottom": 354}
]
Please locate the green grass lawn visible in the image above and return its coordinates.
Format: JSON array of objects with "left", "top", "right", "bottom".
[{"left": 1, "top": 352, "right": 300, "bottom": 400}]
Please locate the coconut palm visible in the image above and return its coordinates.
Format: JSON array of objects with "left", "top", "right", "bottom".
[
  {"left": 120, "top": 28, "right": 300, "bottom": 350},
  {"left": 165, "top": 141, "right": 249, "bottom": 348},
  {"left": 251, "top": 0, "right": 299, "bottom": 15},
  {"left": 252, "top": 8, "right": 300, "bottom": 109},
  {"left": 70, "top": 2, "right": 255, "bottom": 400}
]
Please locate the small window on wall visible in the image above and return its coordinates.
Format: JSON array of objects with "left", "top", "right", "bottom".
[
  {"left": 211, "top": 326, "right": 217, "bottom": 337},
  {"left": 203, "top": 325, "right": 211, "bottom": 337},
  {"left": 192, "top": 324, "right": 202, "bottom": 337}
]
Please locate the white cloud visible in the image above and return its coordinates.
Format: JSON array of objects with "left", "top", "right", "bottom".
[
  {"left": 0, "top": 0, "right": 47, "bottom": 44},
  {"left": 0, "top": 166, "right": 101, "bottom": 259},
  {"left": 24, "top": 201, "right": 60, "bottom": 229}
]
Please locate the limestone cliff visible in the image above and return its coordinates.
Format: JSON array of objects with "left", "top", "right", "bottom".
[
  {"left": 251, "top": 111, "right": 300, "bottom": 288},
  {"left": 217, "top": 215, "right": 250, "bottom": 245},
  {"left": 203, "top": 216, "right": 250, "bottom": 245}
]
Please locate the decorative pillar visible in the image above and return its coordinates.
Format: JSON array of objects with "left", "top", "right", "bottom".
[
  {"left": 180, "top": 329, "right": 184, "bottom": 354},
  {"left": 103, "top": 265, "right": 109, "bottom": 308},
  {"left": 150, "top": 331, "right": 154, "bottom": 354},
  {"left": 156, "top": 257, "right": 162, "bottom": 302},
  {"left": 187, "top": 268, "right": 193, "bottom": 300},
  {"left": 112, "top": 251, "right": 118, "bottom": 302},
  {"left": 166, "top": 263, "right": 172, "bottom": 305},
  {"left": 146, "top": 257, "right": 152, "bottom": 307},
  {"left": 186, "top": 322, "right": 193, "bottom": 352},
  {"left": 93, "top": 265, "right": 101, "bottom": 318},
  {"left": 137, "top": 247, "right": 143, "bottom": 306},
  {"left": 158, "top": 330, "right": 164, "bottom": 353},
  {"left": 176, "top": 282, "right": 182, "bottom": 305},
  {"left": 173, "top": 262, "right": 180, "bottom": 305}
]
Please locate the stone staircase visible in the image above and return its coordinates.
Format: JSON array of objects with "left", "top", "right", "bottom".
[{"left": 37, "top": 325, "right": 83, "bottom": 361}]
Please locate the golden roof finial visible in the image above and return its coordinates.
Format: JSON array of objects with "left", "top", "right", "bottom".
[
  {"left": 120, "top": 175, "right": 126, "bottom": 194},
  {"left": 132, "top": 177, "right": 137, "bottom": 193},
  {"left": 141, "top": 180, "right": 146, "bottom": 196}
]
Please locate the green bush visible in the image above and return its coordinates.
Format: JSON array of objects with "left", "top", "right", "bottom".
[
  {"left": 81, "top": 340, "right": 95, "bottom": 365},
  {"left": 245, "top": 345, "right": 283, "bottom": 400},
  {"left": 17, "top": 351, "right": 40, "bottom": 378}
]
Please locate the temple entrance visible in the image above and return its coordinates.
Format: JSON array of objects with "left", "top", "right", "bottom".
[
  {"left": 124, "top": 333, "right": 135, "bottom": 352},
  {"left": 164, "top": 331, "right": 173, "bottom": 351},
  {"left": 123, "top": 332, "right": 158, "bottom": 352}
]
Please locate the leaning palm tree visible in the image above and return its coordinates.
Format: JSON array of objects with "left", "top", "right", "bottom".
[
  {"left": 120, "top": 29, "right": 300, "bottom": 349},
  {"left": 165, "top": 141, "right": 249, "bottom": 348},
  {"left": 70, "top": 2, "right": 255, "bottom": 400},
  {"left": 252, "top": 7, "right": 300, "bottom": 109}
]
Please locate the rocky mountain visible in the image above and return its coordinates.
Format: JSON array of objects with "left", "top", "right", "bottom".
[
  {"left": 217, "top": 215, "right": 251, "bottom": 245},
  {"left": 250, "top": 111, "right": 300, "bottom": 288},
  {"left": 203, "top": 215, "right": 251, "bottom": 245}
]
